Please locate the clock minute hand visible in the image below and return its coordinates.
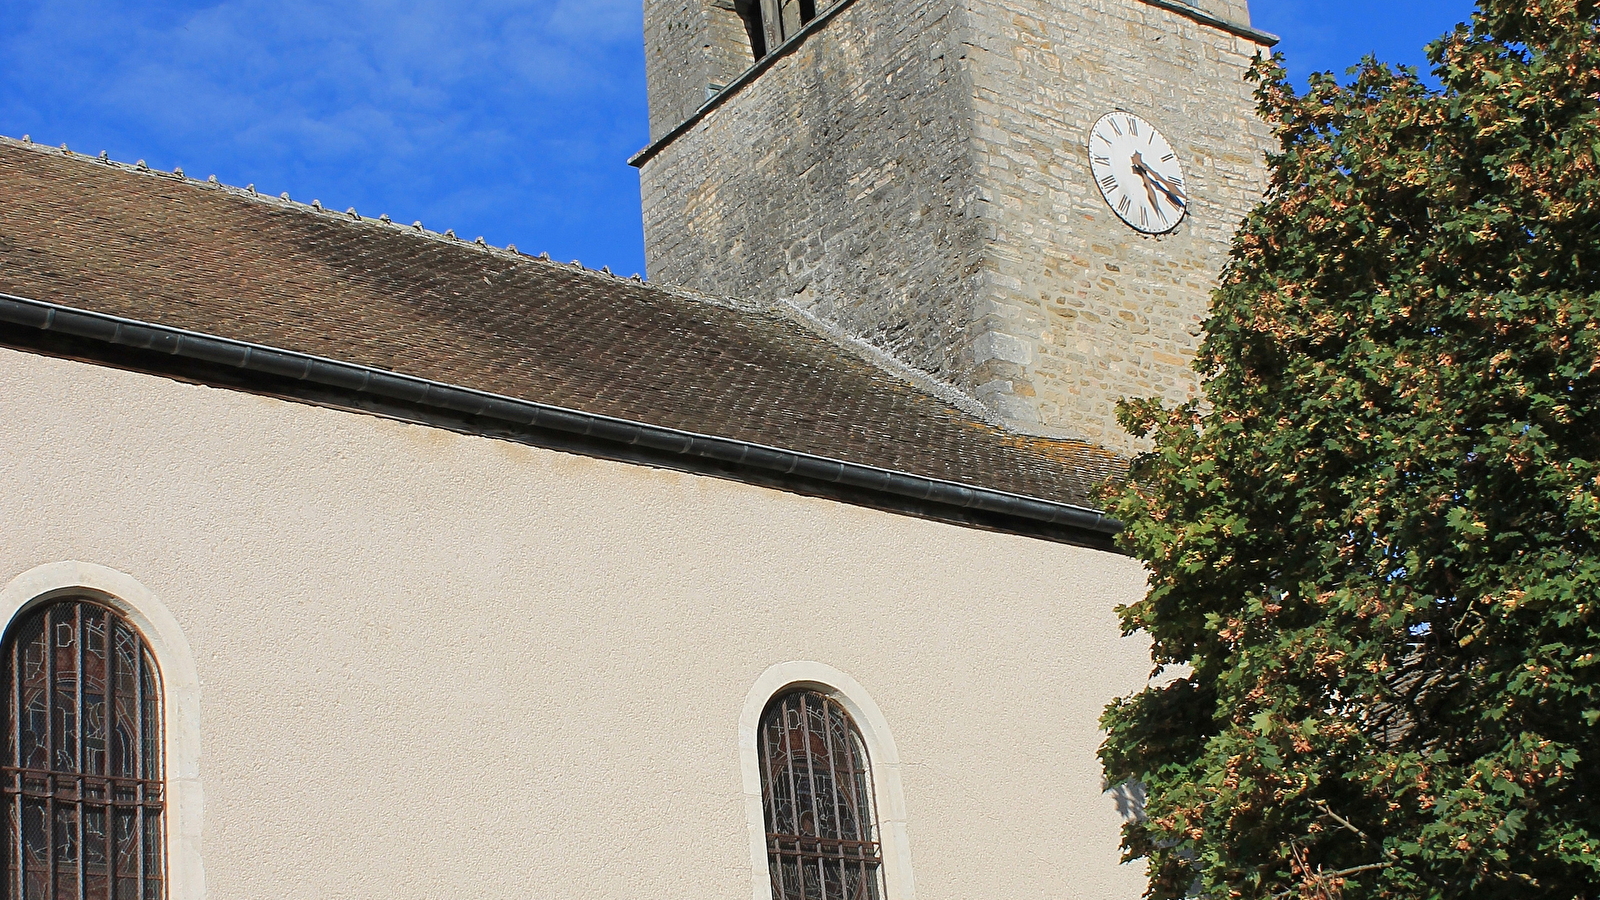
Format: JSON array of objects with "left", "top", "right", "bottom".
[
  {"left": 1145, "top": 169, "right": 1188, "bottom": 208},
  {"left": 1130, "top": 153, "right": 1184, "bottom": 211},
  {"left": 1129, "top": 156, "right": 1163, "bottom": 214},
  {"left": 1132, "top": 152, "right": 1187, "bottom": 209}
]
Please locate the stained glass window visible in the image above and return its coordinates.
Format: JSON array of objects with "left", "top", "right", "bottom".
[
  {"left": 2, "top": 599, "right": 164, "bottom": 900},
  {"left": 759, "top": 690, "right": 884, "bottom": 900}
]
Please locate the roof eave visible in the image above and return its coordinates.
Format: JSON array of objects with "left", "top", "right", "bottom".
[{"left": 0, "top": 292, "right": 1125, "bottom": 552}]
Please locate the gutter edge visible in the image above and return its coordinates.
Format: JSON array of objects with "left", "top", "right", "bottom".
[
  {"left": 0, "top": 293, "right": 1125, "bottom": 551},
  {"left": 1137, "top": 1, "right": 1280, "bottom": 46}
]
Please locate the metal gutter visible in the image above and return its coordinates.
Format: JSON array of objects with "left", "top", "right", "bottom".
[
  {"left": 629, "top": 0, "right": 1276, "bottom": 169},
  {"left": 0, "top": 293, "right": 1124, "bottom": 551}
]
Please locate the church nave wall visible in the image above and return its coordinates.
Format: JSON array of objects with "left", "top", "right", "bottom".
[{"left": 0, "top": 347, "right": 1150, "bottom": 900}]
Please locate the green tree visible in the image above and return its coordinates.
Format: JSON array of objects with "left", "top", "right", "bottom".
[{"left": 1099, "top": 2, "right": 1600, "bottom": 898}]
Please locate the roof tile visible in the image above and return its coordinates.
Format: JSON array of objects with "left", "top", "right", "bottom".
[{"left": 0, "top": 138, "right": 1126, "bottom": 507}]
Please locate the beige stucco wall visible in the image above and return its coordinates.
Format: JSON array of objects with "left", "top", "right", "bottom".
[{"left": 0, "top": 346, "right": 1151, "bottom": 900}]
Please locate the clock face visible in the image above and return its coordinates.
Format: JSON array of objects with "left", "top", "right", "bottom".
[{"left": 1088, "top": 112, "right": 1189, "bottom": 234}]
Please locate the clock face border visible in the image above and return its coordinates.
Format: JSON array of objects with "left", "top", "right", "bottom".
[{"left": 1088, "top": 111, "right": 1189, "bottom": 236}]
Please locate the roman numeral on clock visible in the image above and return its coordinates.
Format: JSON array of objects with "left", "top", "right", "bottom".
[{"left": 1089, "top": 111, "right": 1188, "bottom": 233}]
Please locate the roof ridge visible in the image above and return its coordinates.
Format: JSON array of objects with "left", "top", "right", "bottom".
[
  {"left": 764, "top": 298, "right": 1001, "bottom": 426},
  {"left": 0, "top": 133, "right": 654, "bottom": 283},
  {"left": 0, "top": 134, "right": 837, "bottom": 319}
]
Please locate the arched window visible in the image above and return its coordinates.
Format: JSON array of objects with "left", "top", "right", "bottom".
[
  {"left": 3, "top": 599, "right": 164, "bottom": 900},
  {"left": 759, "top": 690, "right": 883, "bottom": 900}
]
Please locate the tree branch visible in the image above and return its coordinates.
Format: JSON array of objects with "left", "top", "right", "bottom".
[
  {"left": 1313, "top": 802, "right": 1374, "bottom": 843},
  {"left": 1270, "top": 862, "right": 1395, "bottom": 900},
  {"left": 1312, "top": 801, "right": 1401, "bottom": 861}
]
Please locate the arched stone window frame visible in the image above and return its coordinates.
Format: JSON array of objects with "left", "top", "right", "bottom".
[
  {"left": 739, "top": 662, "right": 915, "bottom": 900},
  {"left": 733, "top": 0, "right": 768, "bottom": 60},
  {"left": 0, "top": 563, "right": 204, "bottom": 900}
]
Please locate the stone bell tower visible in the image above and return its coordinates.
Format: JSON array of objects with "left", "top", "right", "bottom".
[{"left": 632, "top": 0, "right": 1276, "bottom": 453}]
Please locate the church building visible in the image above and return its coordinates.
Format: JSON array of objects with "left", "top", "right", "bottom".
[{"left": 0, "top": 0, "right": 1274, "bottom": 897}]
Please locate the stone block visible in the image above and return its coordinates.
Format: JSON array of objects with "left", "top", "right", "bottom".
[{"left": 637, "top": 0, "right": 1272, "bottom": 453}]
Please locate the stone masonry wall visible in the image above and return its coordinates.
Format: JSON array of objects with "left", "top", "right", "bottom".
[
  {"left": 644, "top": 0, "right": 712, "bottom": 139},
  {"left": 639, "top": 0, "right": 1273, "bottom": 452},
  {"left": 645, "top": 0, "right": 761, "bottom": 141},
  {"left": 960, "top": 0, "right": 1272, "bottom": 448},
  {"left": 640, "top": 0, "right": 995, "bottom": 386},
  {"left": 1186, "top": 0, "right": 1252, "bottom": 25},
  {"left": 705, "top": 2, "right": 759, "bottom": 92}
]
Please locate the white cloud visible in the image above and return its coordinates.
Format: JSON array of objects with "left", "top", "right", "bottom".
[
  {"left": 0, "top": 0, "right": 651, "bottom": 272},
  {"left": 5, "top": 0, "right": 643, "bottom": 146}
]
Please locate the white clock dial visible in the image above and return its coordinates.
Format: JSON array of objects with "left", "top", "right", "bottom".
[{"left": 1088, "top": 112, "right": 1189, "bottom": 234}]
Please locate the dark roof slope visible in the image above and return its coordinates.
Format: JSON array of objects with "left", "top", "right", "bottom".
[{"left": 0, "top": 138, "right": 1125, "bottom": 508}]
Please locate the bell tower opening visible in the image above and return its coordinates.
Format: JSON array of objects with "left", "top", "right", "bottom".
[
  {"left": 737, "top": 0, "right": 840, "bottom": 61},
  {"left": 735, "top": 0, "right": 767, "bottom": 60},
  {"left": 777, "top": 0, "right": 821, "bottom": 42}
]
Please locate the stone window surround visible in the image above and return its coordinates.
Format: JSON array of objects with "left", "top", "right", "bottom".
[
  {"left": 0, "top": 562, "right": 204, "bottom": 900},
  {"left": 739, "top": 661, "right": 915, "bottom": 900}
]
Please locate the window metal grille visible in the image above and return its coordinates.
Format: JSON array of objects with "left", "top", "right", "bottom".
[
  {"left": 3, "top": 600, "right": 164, "bottom": 900},
  {"left": 759, "top": 691, "right": 883, "bottom": 900}
]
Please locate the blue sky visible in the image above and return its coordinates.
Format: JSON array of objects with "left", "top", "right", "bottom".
[{"left": 0, "top": 0, "right": 1478, "bottom": 278}]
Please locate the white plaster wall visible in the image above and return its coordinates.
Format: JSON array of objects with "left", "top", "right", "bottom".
[{"left": 0, "top": 347, "right": 1152, "bottom": 900}]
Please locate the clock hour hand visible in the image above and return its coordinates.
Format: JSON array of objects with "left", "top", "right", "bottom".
[
  {"left": 1131, "top": 151, "right": 1187, "bottom": 210},
  {"left": 1134, "top": 166, "right": 1163, "bottom": 214}
]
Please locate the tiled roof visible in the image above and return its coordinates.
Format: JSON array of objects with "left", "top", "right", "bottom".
[{"left": 0, "top": 137, "right": 1126, "bottom": 509}]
